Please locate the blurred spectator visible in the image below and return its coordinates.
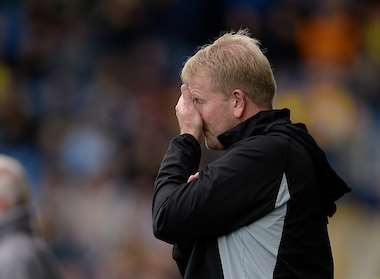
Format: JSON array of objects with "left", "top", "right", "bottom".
[
  {"left": 0, "top": 155, "right": 61, "bottom": 279},
  {"left": 295, "top": 1, "right": 359, "bottom": 69},
  {"left": 363, "top": 3, "right": 380, "bottom": 64}
]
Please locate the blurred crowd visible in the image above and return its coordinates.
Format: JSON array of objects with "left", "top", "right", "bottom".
[{"left": 0, "top": 0, "right": 379, "bottom": 278}]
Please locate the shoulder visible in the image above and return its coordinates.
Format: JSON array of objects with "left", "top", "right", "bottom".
[
  {"left": 0, "top": 233, "right": 60, "bottom": 278},
  {"left": 0, "top": 233, "right": 37, "bottom": 263},
  {"left": 210, "top": 134, "right": 289, "bottom": 173},
  {"left": 0, "top": 232, "right": 55, "bottom": 267},
  {"left": 229, "top": 133, "right": 289, "bottom": 158}
]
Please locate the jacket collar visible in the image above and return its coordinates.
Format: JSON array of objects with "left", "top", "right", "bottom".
[
  {"left": 0, "top": 207, "right": 32, "bottom": 239},
  {"left": 217, "top": 108, "right": 291, "bottom": 149}
]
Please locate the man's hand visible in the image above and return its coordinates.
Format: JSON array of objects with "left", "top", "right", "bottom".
[
  {"left": 175, "top": 84, "right": 203, "bottom": 142},
  {"left": 187, "top": 172, "right": 199, "bottom": 183}
]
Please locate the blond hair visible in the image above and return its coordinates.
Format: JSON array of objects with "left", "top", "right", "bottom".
[
  {"left": 181, "top": 29, "right": 276, "bottom": 108},
  {"left": 0, "top": 155, "right": 30, "bottom": 207}
]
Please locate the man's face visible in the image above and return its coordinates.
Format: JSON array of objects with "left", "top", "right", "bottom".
[{"left": 187, "top": 72, "right": 237, "bottom": 150}]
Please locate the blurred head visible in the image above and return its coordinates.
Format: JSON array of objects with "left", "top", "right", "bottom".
[
  {"left": 0, "top": 155, "right": 29, "bottom": 214},
  {"left": 181, "top": 29, "right": 276, "bottom": 149}
]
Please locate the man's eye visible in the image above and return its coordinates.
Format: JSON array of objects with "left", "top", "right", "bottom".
[{"left": 193, "top": 98, "right": 199, "bottom": 104}]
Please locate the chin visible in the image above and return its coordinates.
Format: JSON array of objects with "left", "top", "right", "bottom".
[{"left": 205, "top": 137, "right": 224, "bottom": 150}]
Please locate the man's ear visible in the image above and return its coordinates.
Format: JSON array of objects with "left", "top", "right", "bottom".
[{"left": 231, "top": 89, "right": 246, "bottom": 118}]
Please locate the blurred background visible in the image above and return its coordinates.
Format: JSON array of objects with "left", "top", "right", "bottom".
[{"left": 0, "top": 0, "right": 379, "bottom": 278}]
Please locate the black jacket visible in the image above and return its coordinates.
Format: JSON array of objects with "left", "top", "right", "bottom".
[{"left": 152, "top": 109, "right": 350, "bottom": 279}]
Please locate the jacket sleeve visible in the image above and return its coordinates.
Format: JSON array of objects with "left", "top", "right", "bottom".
[{"left": 152, "top": 134, "right": 286, "bottom": 243}]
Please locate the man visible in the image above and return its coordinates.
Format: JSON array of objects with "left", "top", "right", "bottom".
[
  {"left": 0, "top": 155, "right": 61, "bottom": 279},
  {"left": 152, "top": 30, "right": 350, "bottom": 279}
]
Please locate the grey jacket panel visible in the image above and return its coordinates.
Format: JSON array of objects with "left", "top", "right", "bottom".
[{"left": 217, "top": 174, "right": 290, "bottom": 279}]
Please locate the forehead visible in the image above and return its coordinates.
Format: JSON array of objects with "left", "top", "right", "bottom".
[{"left": 187, "top": 70, "right": 217, "bottom": 94}]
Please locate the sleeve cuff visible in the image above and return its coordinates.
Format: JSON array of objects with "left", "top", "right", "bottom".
[{"left": 172, "top": 133, "right": 202, "bottom": 161}]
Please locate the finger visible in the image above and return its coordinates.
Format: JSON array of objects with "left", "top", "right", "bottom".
[
  {"left": 187, "top": 175, "right": 196, "bottom": 183},
  {"left": 176, "top": 94, "right": 183, "bottom": 107},
  {"left": 193, "top": 172, "right": 199, "bottom": 179},
  {"left": 180, "top": 84, "right": 192, "bottom": 102},
  {"left": 187, "top": 172, "right": 200, "bottom": 183},
  {"left": 187, "top": 175, "right": 194, "bottom": 183}
]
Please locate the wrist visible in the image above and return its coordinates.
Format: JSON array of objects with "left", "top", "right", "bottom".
[{"left": 180, "top": 130, "right": 202, "bottom": 143}]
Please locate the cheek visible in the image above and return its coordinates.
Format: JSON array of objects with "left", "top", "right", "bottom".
[
  {"left": 202, "top": 111, "right": 222, "bottom": 133},
  {"left": 212, "top": 109, "right": 234, "bottom": 134},
  {"left": 199, "top": 102, "right": 232, "bottom": 134}
]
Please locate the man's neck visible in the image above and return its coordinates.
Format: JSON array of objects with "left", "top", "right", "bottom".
[{"left": 240, "top": 104, "right": 272, "bottom": 123}]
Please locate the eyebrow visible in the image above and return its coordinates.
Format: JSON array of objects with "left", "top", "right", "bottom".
[
  {"left": 191, "top": 94, "right": 205, "bottom": 101},
  {"left": 188, "top": 87, "right": 201, "bottom": 98}
]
